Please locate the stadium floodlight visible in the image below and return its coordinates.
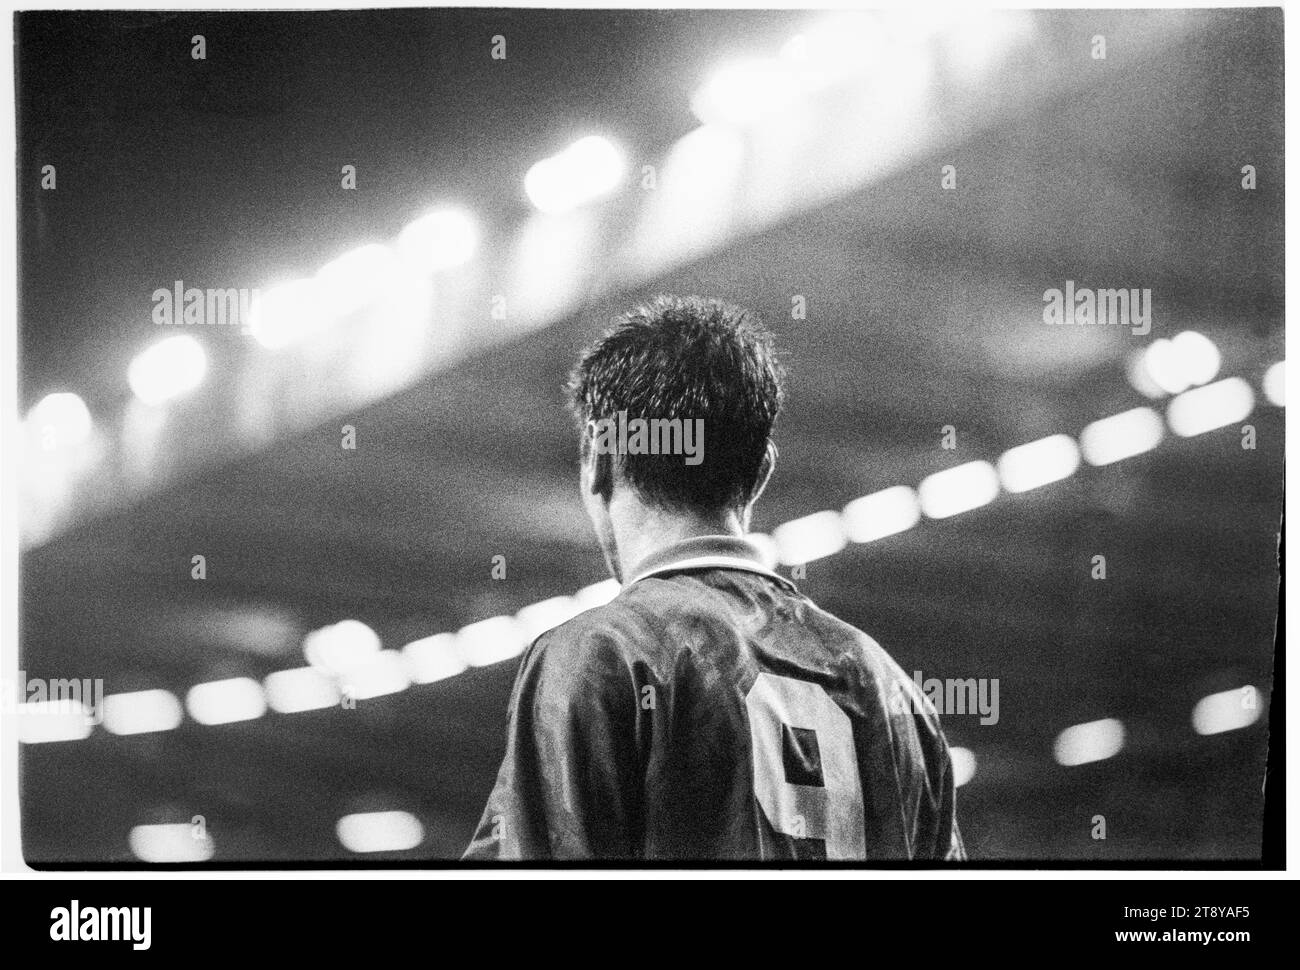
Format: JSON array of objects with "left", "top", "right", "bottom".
[
  {"left": 127, "top": 334, "right": 207, "bottom": 406},
  {"left": 17, "top": 700, "right": 94, "bottom": 744},
  {"left": 783, "top": 11, "right": 885, "bottom": 69},
  {"left": 573, "top": 578, "right": 620, "bottom": 611},
  {"left": 1263, "top": 361, "right": 1285, "bottom": 406},
  {"left": 339, "top": 650, "right": 410, "bottom": 701},
  {"left": 774, "top": 11, "right": 936, "bottom": 106},
  {"left": 103, "top": 689, "right": 184, "bottom": 736},
  {"left": 1169, "top": 331, "right": 1221, "bottom": 386},
  {"left": 515, "top": 596, "right": 582, "bottom": 643},
  {"left": 1140, "top": 339, "right": 1187, "bottom": 395},
  {"left": 264, "top": 667, "right": 342, "bottom": 713},
  {"left": 746, "top": 533, "right": 779, "bottom": 569},
  {"left": 1166, "top": 377, "right": 1254, "bottom": 438},
  {"left": 456, "top": 616, "right": 527, "bottom": 667},
  {"left": 842, "top": 486, "right": 921, "bottom": 543},
  {"left": 401, "top": 633, "right": 468, "bottom": 685},
  {"left": 773, "top": 510, "right": 847, "bottom": 565},
  {"left": 918, "top": 461, "right": 999, "bottom": 519},
  {"left": 997, "top": 434, "right": 1080, "bottom": 494},
  {"left": 1141, "top": 331, "right": 1221, "bottom": 396},
  {"left": 1124, "top": 349, "right": 1165, "bottom": 399},
  {"left": 129, "top": 823, "right": 215, "bottom": 863},
  {"left": 524, "top": 135, "right": 625, "bottom": 214},
  {"left": 303, "top": 619, "right": 382, "bottom": 675},
  {"left": 185, "top": 677, "right": 267, "bottom": 725},
  {"left": 1053, "top": 718, "right": 1125, "bottom": 767},
  {"left": 397, "top": 207, "right": 478, "bottom": 271},
  {"left": 691, "top": 58, "right": 801, "bottom": 126},
  {"left": 315, "top": 243, "right": 399, "bottom": 318},
  {"left": 249, "top": 277, "right": 329, "bottom": 350},
  {"left": 1192, "top": 687, "right": 1261, "bottom": 736},
  {"left": 949, "top": 746, "right": 977, "bottom": 788},
  {"left": 336, "top": 811, "right": 424, "bottom": 853},
  {"left": 27, "top": 392, "right": 93, "bottom": 448},
  {"left": 1078, "top": 407, "right": 1163, "bottom": 466}
]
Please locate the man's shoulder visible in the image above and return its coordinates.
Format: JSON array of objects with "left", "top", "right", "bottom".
[
  {"left": 529, "top": 580, "right": 680, "bottom": 664},
  {"left": 528, "top": 571, "right": 759, "bottom": 676}
]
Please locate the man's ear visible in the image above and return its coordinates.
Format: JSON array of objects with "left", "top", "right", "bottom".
[
  {"left": 583, "top": 420, "right": 615, "bottom": 502},
  {"left": 591, "top": 450, "right": 614, "bottom": 502}
]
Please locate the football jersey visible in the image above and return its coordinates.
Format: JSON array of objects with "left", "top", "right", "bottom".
[{"left": 463, "top": 535, "right": 966, "bottom": 861}]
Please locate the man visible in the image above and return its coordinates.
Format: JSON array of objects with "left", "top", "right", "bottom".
[{"left": 464, "top": 295, "right": 965, "bottom": 861}]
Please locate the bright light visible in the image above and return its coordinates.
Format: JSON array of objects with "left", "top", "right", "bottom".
[
  {"left": 1166, "top": 377, "right": 1254, "bottom": 437},
  {"left": 339, "top": 650, "right": 410, "bottom": 700},
  {"left": 1142, "top": 332, "right": 1221, "bottom": 396},
  {"left": 516, "top": 596, "right": 581, "bottom": 643},
  {"left": 185, "top": 677, "right": 267, "bottom": 725},
  {"left": 27, "top": 392, "right": 92, "bottom": 448},
  {"left": 1192, "top": 686, "right": 1262, "bottom": 736},
  {"left": 573, "top": 578, "right": 621, "bottom": 611},
  {"left": 127, "top": 335, "right": 207, "bottom": 406},
  {"left": 842, "top": 486, "right": 920, "bottom": 543},
  {"left": 773, "top": 510, "right": 846, "bottom": 565},
  {"left": 939, "top": 11, "right": 1037, "bottom": 81},
  {"left": 336, "top": 811, "right": 424, "bottom": 853},
  {"left": 1125, "top": 349, "right": 1165, "bottom": 399},
  {"left": 249, "top": 277, "right": 330, "bottom": 350},
  {"left": 456, "top": 616, "right": 527, "bottom": 667},
  {"left": 17, "top": 700, "right": 94, "bottom": 743},
  {"left": 629, "top": 124, "right": 746, "bottom": 273},
  {"left": 1054, "top": 718, "right": 1125, "bottom": 767},
  {"left": 950, "top": 746, "right": 977, "bottom": 788},
  {"left": 315, "top": 243, "right": 399, "bottom": 318},
  {"left": 918, "top": 461, "right": 999, "bottom": 519},
  {"left": 1263, "top": 361, "right": 1285, "bottom": 406},
  {"left": 397, "top": 208, "right": 478, "bottom": 271},
  {"left": 303, "top": 619, "right": 382, "bottom": 675},
  {"left": 524, "top": 135, "right": 625, "bottom": 214},
  {"left": 1142, "top": 339, "right": 1186, "bottom": 395},
  {"left": 781, "top": 13, "right": 887, "bottom": 89},
  {"left": 103, "top": 689, "right": 183, "bottom": 736},
  {"left": 264, "top": 667, "right": 341, "bottom": 713},
  {"left": 997, "top": 434, "right": 1080, "bottom": 494},
  {"left": 402, "top": 633, "right": 468, "bottom": 685},
  {"left": 776, "top": 11, "right": 934, "bottom": 107},
  {"left": 1171, "top": 331, "right": 1222, "bottom": 385},
  {"left": 746, "top": 533, "right": 779, "bottom": 569},
  {"left": 1079, "top": 407, "right": 1163, "bottom": 465},
  {"left": 692, "top": 58, "right": 800, "bottom": 126},
  {"left": 128, "top": 823, "right": 215, "bottom": 863}
]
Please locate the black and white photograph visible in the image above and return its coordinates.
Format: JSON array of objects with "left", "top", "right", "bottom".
[{"left": 4, "top": 0, "right": 1287, "bottom": 896}]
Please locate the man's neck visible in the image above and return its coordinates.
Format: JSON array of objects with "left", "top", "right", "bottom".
[{"left": 608, "top": 495, "right": 746, "bottom": 583}]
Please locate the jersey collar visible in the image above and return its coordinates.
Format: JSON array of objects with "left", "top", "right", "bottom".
[{"left": 625, "top": 534, "right": 796, "bottom": 590}]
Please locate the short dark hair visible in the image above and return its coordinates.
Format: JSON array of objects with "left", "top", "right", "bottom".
[{"left": 568, "top": 295, "right": 786, "bottom": 514}]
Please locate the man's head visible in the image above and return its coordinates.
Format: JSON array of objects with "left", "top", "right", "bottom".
[{"left": 568, "top": 295, "right": 785, "bottom": 578}]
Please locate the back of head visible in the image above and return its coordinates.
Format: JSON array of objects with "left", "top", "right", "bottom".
[{"left": 568, "top": 295, "right": 786, "bottom": 516}]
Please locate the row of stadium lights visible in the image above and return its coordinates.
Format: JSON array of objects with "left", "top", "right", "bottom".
[
  {"left": 21, "top": 332, "right": 1278, "bottom": 857},
  {"left": 21, "top": 12, "right": 1280, "bottom": 857},
  {"left": 25, "top": 11, "right": 1029, "bottom": 437},
  {"left": 24, "top": 134, "right": 629, "bottom": 434}
]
